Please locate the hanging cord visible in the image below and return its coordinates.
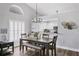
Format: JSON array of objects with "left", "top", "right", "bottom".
[{"left": 36, "top": 3, "right": 38, "bottom": 22}]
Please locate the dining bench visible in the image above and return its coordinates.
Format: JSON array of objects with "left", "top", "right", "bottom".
[{"left": 21, "top": 41, "right": 45, "bottom": 55}]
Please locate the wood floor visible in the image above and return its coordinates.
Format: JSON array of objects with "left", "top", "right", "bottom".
[{"left": 7, "top": 47, "right": 79, "bottom": 56}]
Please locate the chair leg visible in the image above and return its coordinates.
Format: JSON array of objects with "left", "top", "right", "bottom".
[
  {"left": 54, "top": 46, "right": 56, "bottom": 56},
  {"left": 22, "top": 45, "right": 24, "bottom": 52},
  {"left": 35, "top": 49, "right": 37, "bottom": 55},
  {"left": 54, "top": 48, "right": 56, "bottom": 56},
  {"left": 51, "top": 49, "right": 53, "bottom": 56},
  {"left": 39, "top": 50, "right": 42, "bottom": 56},
  {"left": 43, "top": 47, "right": 45, "bottom": 56},
  {"left": 25, "top": 46, "right": 27, "bottom": 51}
]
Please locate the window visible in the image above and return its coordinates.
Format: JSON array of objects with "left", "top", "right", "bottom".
[
  {"left": 32, "top": 18, "right": 58, "bottom": 32},
  {"left": 9, "top": 20, "right": 25, "bottom": 46}
]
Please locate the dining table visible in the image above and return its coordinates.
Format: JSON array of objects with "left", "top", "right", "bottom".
[{"left": 20, "top": 34, "right": 57, "bottom": 56}]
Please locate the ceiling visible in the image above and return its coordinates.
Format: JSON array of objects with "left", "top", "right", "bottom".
[{"left": 27, "top": 3, "right": 79, "bottom": 17}]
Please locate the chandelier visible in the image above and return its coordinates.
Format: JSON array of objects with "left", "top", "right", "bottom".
[{"left": 32, "top": 3, "right": 42, "bottom": 23}]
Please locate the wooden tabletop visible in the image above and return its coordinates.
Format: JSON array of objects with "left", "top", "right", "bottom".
[{"left": 20, "top": 34, "right": 57, "bottom": 44}]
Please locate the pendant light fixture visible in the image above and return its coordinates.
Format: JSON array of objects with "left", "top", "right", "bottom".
[
  {"left": 32, "top": 3, "right": 42, "bottom": 23},
  {"left": 36, "top": 3, "right": 38, "bottom": 22}
]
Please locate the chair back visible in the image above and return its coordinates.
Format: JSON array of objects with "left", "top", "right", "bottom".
[
  {"left": 21, "top": 33, "right": 27, "bottom": 38},
  {"left": 53, "top": 26, "right": 58, "bottom": 33},
  {"left": 42, "top": 33, "right": 49, "bottom": 39},
  {"left": 52, "top": 35, "right": 58, "bottom": 44}
]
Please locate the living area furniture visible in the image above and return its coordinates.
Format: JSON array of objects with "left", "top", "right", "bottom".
[
  {"left": 20, "top": 34, "right": 57, "bottom": 56},
  {"left": 20, "top": 33, "right": 45, "bottom": 56},
  {"left": 21, "top": 39, "right": 45, "bottom": 55},
  {"left": 21, "top": 33, "right": 27, "bottom": 38},
  {"left": 20, "top": 38, "right": 45, "bottom": 56},
  {"left": 42, "top": 29, "right": 50, "bottom": 38},
  {"left": 20, "top": 33, "right": 28, "bottom": 51},
  {"left": 0, "top": 41, "right": 14, "bottom": 56},
  {"left": 48, "top": 35, "right": 58, "bottom": 56},
  {"left": 42, "top": 33, "right": 49, "bottom": 38},
  {"left": 53, "top": 26, "right": 58, "bottom": 33},
  {"left": 20, "top": 32, "right": 39, "bottom": 51}
]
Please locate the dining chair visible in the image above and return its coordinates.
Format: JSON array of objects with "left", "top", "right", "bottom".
[
  {"left": 42, "top": 33, "right": 49, "bottom": 39},
  {"left": 49, "top": 35, "right": 58, "bottom": 56},
  {"left": 53, "top": 26, "right": 58, "bottom": 33},
  {"left": 21, "top": 33, "right": 27, "bottom": 38},
  {"left": 20, "top": 33, "right": 28, "bottom": 51},
  {"left": 42, "top": 29, "right": 50, "bottom": 38}
]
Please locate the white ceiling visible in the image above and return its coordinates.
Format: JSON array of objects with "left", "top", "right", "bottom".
[{"left": 27, "top": 3, "right": 79, "bottom": 16}]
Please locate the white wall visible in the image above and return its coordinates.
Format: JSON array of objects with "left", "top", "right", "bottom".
[
  {"left": 0, "top": 3, "right": 36, "bottom": 41},
  {"left": 57, "top": 10, "right": 79, "bottom": 52}
]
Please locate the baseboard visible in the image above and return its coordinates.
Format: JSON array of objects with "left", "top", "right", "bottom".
[
  {"left": 57, "top": 45, "right": 79, "bottom": 52},
  {"left": 11, "top": 44, "right": 79, "bottom": 52}
]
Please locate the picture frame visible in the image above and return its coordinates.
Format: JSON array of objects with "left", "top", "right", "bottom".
[{"left": 0, "top": 28, "right": 7, "bottom": 34}]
